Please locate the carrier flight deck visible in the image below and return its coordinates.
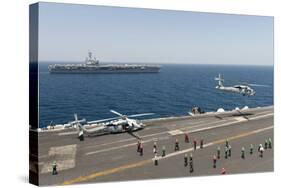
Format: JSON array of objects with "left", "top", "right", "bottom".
[{"left": 34, "top": 106, "right": 274, "bottom": 186}]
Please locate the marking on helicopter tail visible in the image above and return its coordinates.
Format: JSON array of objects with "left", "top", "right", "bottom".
[
  {"left": 40, "top": 144, "right": 77, "bottom": 174},
  {"left": 168, "top": 129, "right": 183, "bottom": 136}
]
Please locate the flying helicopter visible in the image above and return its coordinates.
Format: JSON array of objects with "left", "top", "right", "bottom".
[
  {"left": 68, "top": 110, "right": 154, "bottom": 141},
  {"left": 215, "top": 73, "right": 256, "bottom": 96}
]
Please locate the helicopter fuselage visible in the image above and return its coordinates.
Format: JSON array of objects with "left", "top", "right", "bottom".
[{"left": 216, "top": 85, "right": 255, "bottom": 96}]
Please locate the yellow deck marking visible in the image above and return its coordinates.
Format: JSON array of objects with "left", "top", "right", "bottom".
[
  {"left": 212, "top": 126, "right": 273, "bottom": 145},
  {"left": 63, "top": 159, "right": 151, "bottom": 185},
  {"left": 62, "top": 125, "right": 273, "bottom": 185}
]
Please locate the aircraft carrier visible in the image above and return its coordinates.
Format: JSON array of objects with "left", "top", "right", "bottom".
[
  {"left": 48, "top": 52, "right": 161, "bottom": 74},
  {"left": 31, "top": 106, "right": 273, "bottom": 186}
]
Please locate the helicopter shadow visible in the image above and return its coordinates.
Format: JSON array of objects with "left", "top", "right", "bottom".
[{"left": 214, "top": 112, "right": 253, "bottom": 120}]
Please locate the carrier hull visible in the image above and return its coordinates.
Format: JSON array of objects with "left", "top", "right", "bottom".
[
  {"left": 48, "top": 52, "right": 161, "bottom": 74},
  {"left": 48, "top": 66, "right": 160, "bottom": 74}
]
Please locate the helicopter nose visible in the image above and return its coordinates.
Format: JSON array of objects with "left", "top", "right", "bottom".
[{"left": 251, "top": 90, "right": 256, "bottom": 96}]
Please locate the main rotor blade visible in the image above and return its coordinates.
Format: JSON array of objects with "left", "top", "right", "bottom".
[
  {"left": 247, "top": 83, "right": 270, "bottom": 87},
  {"left": 88, "top": 117, "right": 119, "bottom": 124},
  {"left": 68, "top": 118, "right": 86, "bottom": 125},
  {"left": 239, "top": 82, "right": 270, "bottom": 87},
  {"left": 128, "top": 113, "right": 154, "bottom": 118},
  {"left": 110, "top": 110, "right": 123, "bottom": 117}
]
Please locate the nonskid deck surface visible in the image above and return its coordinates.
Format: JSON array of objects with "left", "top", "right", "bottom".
[{"left": 37, "top": 106, "right": 273, "bottom": 186}]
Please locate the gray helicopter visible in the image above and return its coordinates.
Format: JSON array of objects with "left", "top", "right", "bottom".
[
  {"left": 215, "top": 73, "right": 256, "bottom": 96},
  {"left": 69, "top": 110, "right": 154, "bottom": 140}
]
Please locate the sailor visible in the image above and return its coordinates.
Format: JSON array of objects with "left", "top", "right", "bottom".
[
  {"left": 154, "top": 153, "right": 159, "bottom": 166},
  {"left": 137, "top": 140, "right": 141, "bottom": 152},
  {"left": 153, "top": 142, "right": 157, "bottom": 150},
  {"left": 200, "top": 139, "right": 204, "bottom": 149},
  {"left": 221, "top": 168, "right": 226, "bottom": 175},
  {"left": 250, "top": 144, "right": 254, "bottom": 155},
  {"left": 78, "top": 130, "right": 84, "bottom": 141},
  {"left": 162, "top": 146, "right": 166, "bottom": 157},
  {"left": 175, "top": 139, "right": 180, "bottom": 151},
  {"left": 258, "top": 144, "right": 262, "bottom": 153},
  {"left": 153, "top": 147, "right": 157, "bottom": 155},
  {"left": 189, "top": 161, "right": 194, "bottom": 173},
  {"left": 213, "top": 155, "right": 217, "bottom": 168},
  {"left": 241, "top": 147, "right": 245, "bottom": 159},
  {"left": 189, "top": 154, "right": 194, "bottom": 173},
  {"left": 139, "top": 142, "right": 144, "bottom": 156},
  {"left": 228, "top": 145, "right": 232, "bottom": 157},
  {"left": 184, "top": 154, "right": 188, "bottom": 167},
  {"left": 225, "top": 139, "right": 229, "bottom": 148},
  {"left": 259, "top": 145, "right": 264, "bottom": 158},
  {"left": 193, "top": 140, "right": 197, "bottom": 151},
  {"left": 268, "top": 138, "right": 272, "bottom": 149},
  {"left": 224, "top": 146, "right": 228, "bottom": 159},
  {"left": 153, "top": 142, "right": 157, "bottom": 154},
  {"left": 189, "top": 153, "right": 193, "bottom": 162},
  {"left": 217, "top": 146, "right": 221, "bottom": 159},
  {"left": 264, "top": 139, "right": 268, "bottom": 149},
  {"left": 52, "top": 161, "right": 57, "bottom": 175},
  {"left": 185, "top": 132, "right": 190, "bottom": 143}
]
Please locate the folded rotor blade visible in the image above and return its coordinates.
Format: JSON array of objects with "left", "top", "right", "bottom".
[
  {"left": 128, "top": 113, "right": 154, "bottom": 118},
  {"left": 110, "top": 110, "right": 123, "bottom": 117},
  {"left": 88, "top": 117, "right": 119, "bottom": 124},
  {"left": 68, "top": 118, "right": 86, "bottom": 125}
]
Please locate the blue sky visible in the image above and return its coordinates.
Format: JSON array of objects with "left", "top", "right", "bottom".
[{"left": 38, "top": 2, "right": 273, "bottom": 65}]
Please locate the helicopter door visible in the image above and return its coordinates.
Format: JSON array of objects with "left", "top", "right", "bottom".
[{"left": 122, "top": 123, "right": 130, "bottom": 131}]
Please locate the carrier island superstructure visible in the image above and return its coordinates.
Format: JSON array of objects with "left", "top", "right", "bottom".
[{"left": 48, "top": 52, "right": 161, "bottom": 73}]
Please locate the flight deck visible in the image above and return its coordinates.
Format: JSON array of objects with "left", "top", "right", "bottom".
[{"left": 34, "top": 106, "right": 273, "bottom": 186}]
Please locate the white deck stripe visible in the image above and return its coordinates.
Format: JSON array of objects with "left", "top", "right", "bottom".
[{"left": 58, "top": 131, "right": 78, "bottom": 136}]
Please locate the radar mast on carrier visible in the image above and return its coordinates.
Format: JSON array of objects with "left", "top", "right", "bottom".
[{"left": 85, "top": 51, "right": 99, "bottom": 65}]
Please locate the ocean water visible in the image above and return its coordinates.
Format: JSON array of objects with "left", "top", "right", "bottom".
[{"left": 39, "top": 63, "right": 273, "bottom": 128}]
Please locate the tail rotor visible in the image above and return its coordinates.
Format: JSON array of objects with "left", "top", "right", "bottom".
[
  {"left": 215, "top": 73, "right": 224, "bottom": 88},
  {"left": 72, "top": 113, "right": 85, "bottom": 141}
]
